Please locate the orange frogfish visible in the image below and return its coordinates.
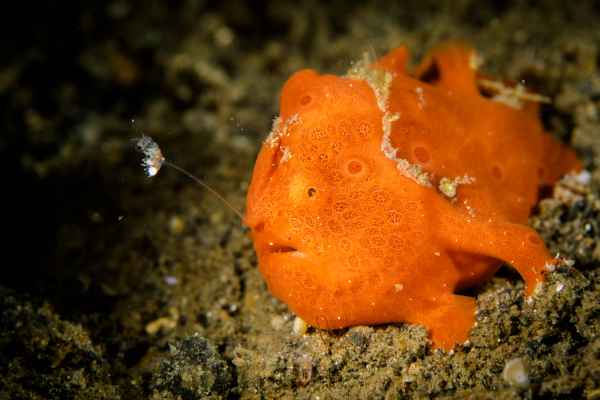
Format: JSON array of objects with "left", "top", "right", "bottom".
[{"left": 245, "top": 43, "right": 581, "bottom": 349}]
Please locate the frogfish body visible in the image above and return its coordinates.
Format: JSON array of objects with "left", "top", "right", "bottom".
[{"left": 245, "top": 43, "right": 581, "bottom": 349}]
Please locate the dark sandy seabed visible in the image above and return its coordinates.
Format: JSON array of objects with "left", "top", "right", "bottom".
[{"left": 1, "top": 1, "right": 600, "bottom": 399}]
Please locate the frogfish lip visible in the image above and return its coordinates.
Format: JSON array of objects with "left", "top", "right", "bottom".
[
  {"left": 249, "top": 224, "right": 306, "bottom": 258},
  {"left": 255, "top": 237, "right": 302, "bottom": 257},
  {"left": 259, "top": 242, "right": 311, "bottom": 264},
  {"left": 267, "top": 244, "right": 298, "bottom": 254}
]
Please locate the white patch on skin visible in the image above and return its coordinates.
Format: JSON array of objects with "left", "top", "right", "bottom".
[
  {"left": 492, "top": 88, "right": 525, "bottom": 109},
  {"left": 438, "top": 175, "right": 476, "bottom": 199},
  {"left": 346, "top": 52, "right": 392, "bottom": 112},
  {"left": 380, "top": 112, "right": 401, "bottom": 159},
  {"left": 465, "top": 205, "right": 475, "bottom": 217},
  {"left": 346, "top": 53, "right": 432, "bottom": 187},
  {"left": 477, "top": 78, "right": 550, "bottom": 109},
  {"left": 265, "top": 114, "right": 300, "bottom": 148},
  {"left": 415, "top": 86, "right": 426, "bottom": 110},
  {"left": 394, "top": 158, "right": 432, "bottom": 187},
  {"left": 469, "top": 50, "right": 483, "bottom": 70},
  {"left": 265, "top": 116, "right": 282, "bottom": 147},
  {"left": 280, "top": 146, "right": 293, "bottom": 163}
]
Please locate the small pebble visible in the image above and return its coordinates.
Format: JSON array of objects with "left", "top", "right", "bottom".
[
  {"left": 574, "top": 169, "right": 592, "bottom": 185},
  {"left": 502, "top": 357, "right": 529, "bottom": 388},
  {"left": 145, "top": 307, "right": 180, "bottom": 335},
  {"left": 169, "top": 215, "right": 185, "bottom": 235},
  {"left": 292, "top": 316, "right": 308, "bottom": 336},
  {"left": 270, "top": 315, "right": 286, "bottom": 330},
  {"left": 164, "top": 275, "right": 178, "bottom": 286}
]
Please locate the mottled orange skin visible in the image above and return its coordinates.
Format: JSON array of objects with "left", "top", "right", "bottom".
[{"left": 245, "top": 43, "right": 581, "bottom": 349}]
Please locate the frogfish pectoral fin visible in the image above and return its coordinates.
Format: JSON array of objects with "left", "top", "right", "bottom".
[
  {"left": 436, "top": 205, "right": 554, "bottom": 296},
  {"left": 414, "top": 294, "right": 476, "bottom": 350}
]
